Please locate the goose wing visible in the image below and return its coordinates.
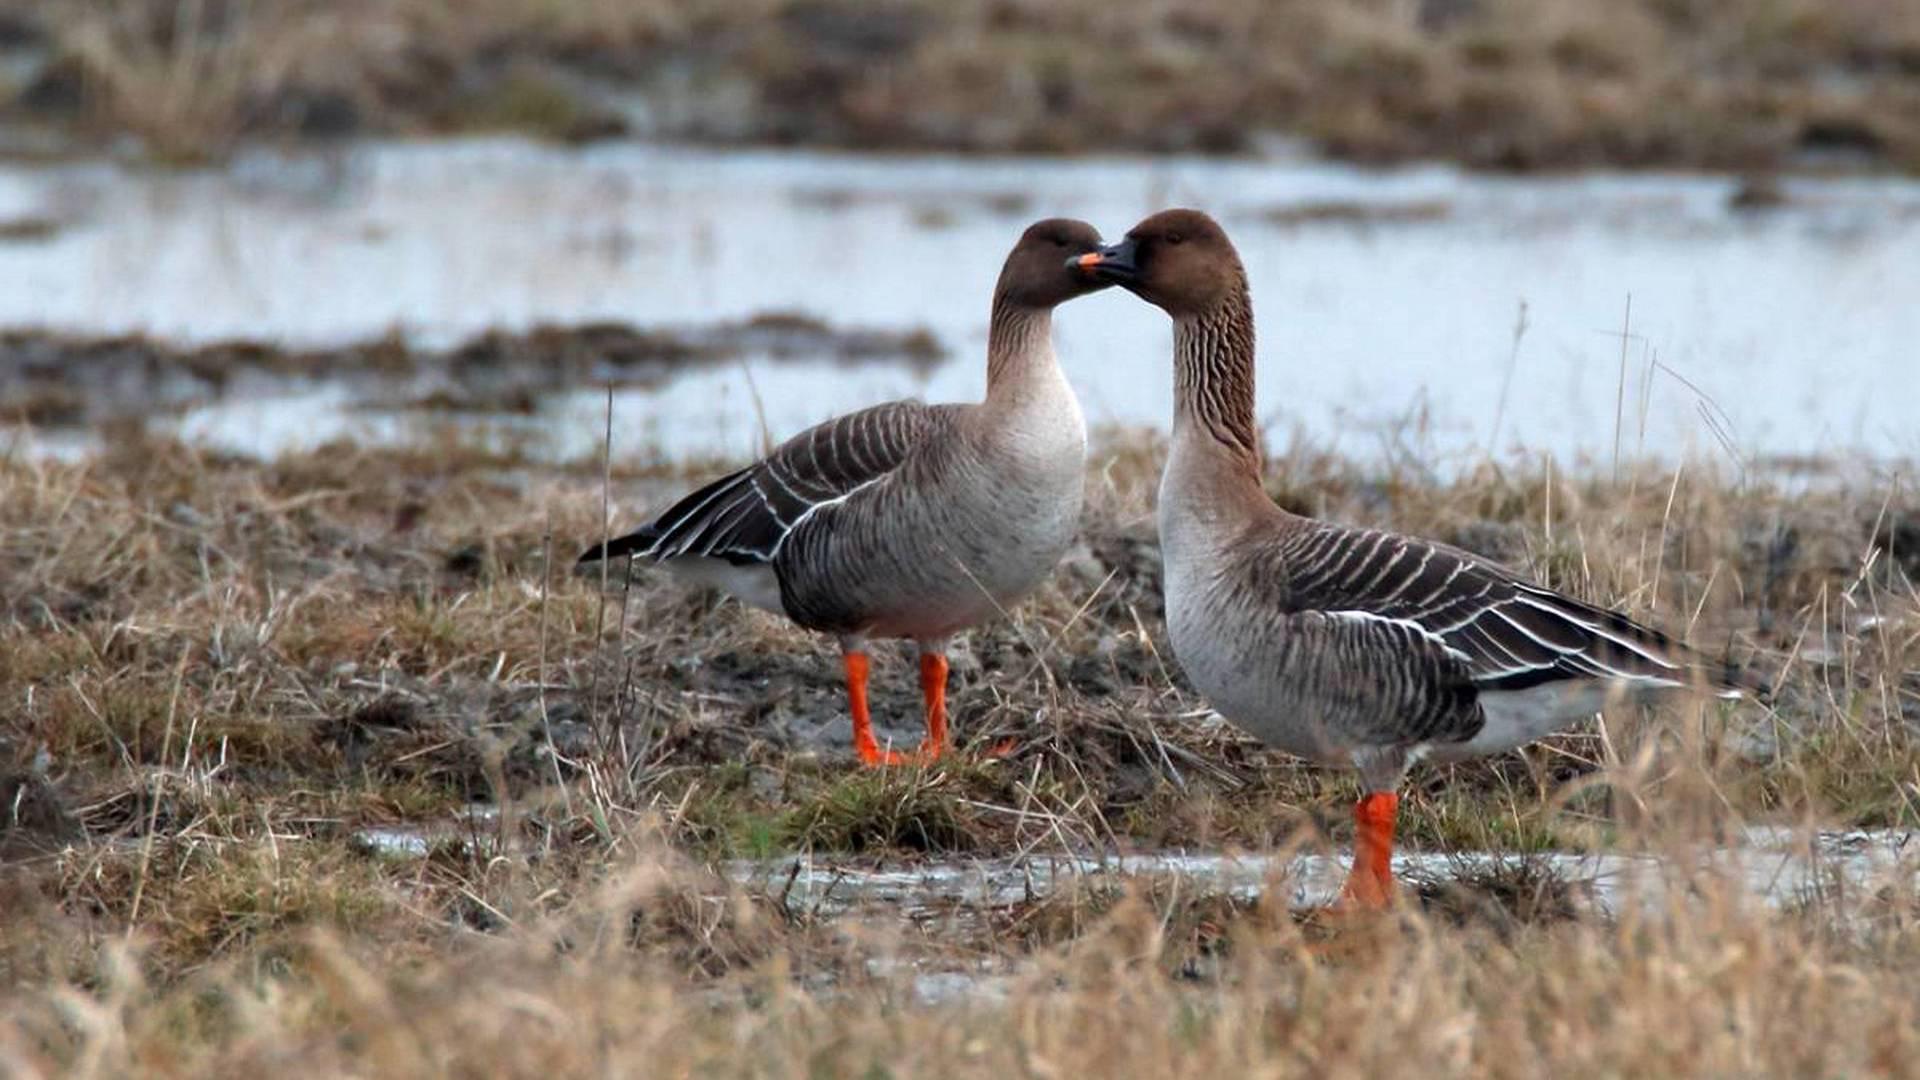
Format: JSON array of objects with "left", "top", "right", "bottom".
[
  {"left": 1256, "top": 609, "right": 1485, "bottom": 750},
  {"left": 579, "top": 400, "right": 938, "bottom": 567},
  {"left": 1277, "top": 523, "right": 1768, "bottom": 700}
]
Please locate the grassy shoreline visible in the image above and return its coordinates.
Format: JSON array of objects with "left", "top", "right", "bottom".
[
  {"left": 1, "top": 427, "right": 1915, "bottom": 1071},
  {"left": 3, "top": 0, "right": 1918, "bottom": 172}
]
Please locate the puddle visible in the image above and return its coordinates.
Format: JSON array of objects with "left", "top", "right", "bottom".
[
  {"left": 341, "top": 820, "right": 1916, "bottom": 1001},
  {"left": 349, "top": 804, "right": 500, "bottom": 860},
  {"left": 4, "top": 140, "right": 1919, "bottom": 464},
  {"left": 346, "top": 821, "right": 1917, "bottom": 917},
  {"left": 721, "top": 827, "right": 1919, "bottom": 920}
]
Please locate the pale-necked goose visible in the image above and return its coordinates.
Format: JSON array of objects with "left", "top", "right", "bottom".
[
  {"left": 1076, "top": 209, "right": 1768, "bottom": 908},
  {"left": 582, "top": 219, "right": 1111, "bottom": 766}
]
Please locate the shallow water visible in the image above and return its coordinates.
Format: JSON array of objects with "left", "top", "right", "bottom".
[
  {"left": 5, "top": 140, "right": 1919, "bottom": 464},
  {"left": 343, "top": 820, "right": 1917, "bottom": 1001},
  {"left": 721, "top": 826, "right": 1919, "bottom": 919},
  {"left": 348, "top": 819, "right": 1917, "bottom": 918}
]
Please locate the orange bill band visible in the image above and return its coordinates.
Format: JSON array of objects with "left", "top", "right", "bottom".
[{"left": 1070, "top": 238, "right": 1137, "bottom": 280}]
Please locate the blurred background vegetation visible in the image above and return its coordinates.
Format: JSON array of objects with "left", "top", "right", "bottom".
[{"left": 2, "top": 0, "right": 1916, "bottom": 169}]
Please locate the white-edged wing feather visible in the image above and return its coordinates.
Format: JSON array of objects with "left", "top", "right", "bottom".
[
  {"left": 1281, "top": 523, "right": 1767, "bottom": 701},
  {"left": 580, "top": 400, "right": 938, "bottom": 567}
]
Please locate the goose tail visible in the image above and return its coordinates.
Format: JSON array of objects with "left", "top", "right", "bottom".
[{"left": 576, "top": 525, "right": 662, "bottom": 565}]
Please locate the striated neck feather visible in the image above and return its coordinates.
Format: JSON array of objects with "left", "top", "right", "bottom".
[
  {"left": 984, "top": 303, "right": 1058, "bottom": 407},
  {"left": 1172, "top": 280, "right": 1262, "bottom": 478}
]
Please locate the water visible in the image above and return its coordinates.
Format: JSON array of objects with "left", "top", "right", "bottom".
[
  {"left": 721, "top": 826, "right": 1919, "bottom": 919},
  {"left": 5, "top": 139, "right": 1919, "bottom": 465},
  {"left": 345, "top": 815, "right": 1916, "bottom": 1001},
  {"left": 347, "top": 818, "right": 1919, "bottom": 918}
]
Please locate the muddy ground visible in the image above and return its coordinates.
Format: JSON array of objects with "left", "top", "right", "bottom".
[{"left": 0, "top": 315, "right": 943, "bottom": 429}]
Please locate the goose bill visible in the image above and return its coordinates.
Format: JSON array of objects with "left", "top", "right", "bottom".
[{"left": 1070, "top": 238, "right": 1138, "bottom": 283}]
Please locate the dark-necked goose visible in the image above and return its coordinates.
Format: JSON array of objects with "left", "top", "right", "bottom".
[
  {"left": 1076, "top": 209, "right": 1768, "bottom": 908},
  {"left": 582, "top": 219, "right": 1111, "bottom": 766}
]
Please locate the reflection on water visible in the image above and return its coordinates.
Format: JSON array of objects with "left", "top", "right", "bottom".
[
  {"left": 719, "top": 826, "right": 1919, "bottom": 918},
  {"left": 347, "top": 816, "right": 1917, "bottom": 921},
  {"left": 4, "top": 139, "right": 1919, "bottom": 464}
]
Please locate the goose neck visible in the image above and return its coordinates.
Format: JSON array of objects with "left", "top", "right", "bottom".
[
  {"left": 1171, "top": 289, "right": 1262, "bottom": 480},
  {"left": 984, "top": 304, "right": 1060, "bottom": 406}
]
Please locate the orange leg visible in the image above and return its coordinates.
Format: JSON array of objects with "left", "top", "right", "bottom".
[
  {"left": 917, "top": 652, "right": 950, "bottom": 760},
  {"left": 846, "top": 651, "right": 906, "bottom": 767},
  {"left": 1335, "top": 791, "right": 1400, "bottom": 910}
]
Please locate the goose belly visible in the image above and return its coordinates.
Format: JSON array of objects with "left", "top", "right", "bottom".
[
  {"left": 661, "top": 556, "right": 785, "bottom": 613},
  {"left": 1427, "top": 682, "right": 1622, "bottom": 762},
  {"left": 873, "top": 471, "right": 1084, "bottom": 637},
  {"left": 788, "top": 461, "right": 1085, "bottom": 641},
  {"left": 1162, "top": 559, "right": 1352, "bottom": 766}
]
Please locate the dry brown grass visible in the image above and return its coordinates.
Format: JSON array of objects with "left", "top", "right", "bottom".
[
  {"left": 7, "top": 838, "right": 1920, "bottom": 1076},
  {"left": 4, "top": 0, "right": 1918, "bottom": 170},
  {"left": 0, "top": 425, "right": 1916, "bottom": 1072}
]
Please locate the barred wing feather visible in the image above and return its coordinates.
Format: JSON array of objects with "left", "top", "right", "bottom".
[
  {"left": 1281, "top": 524, "right": 1768, "bottom": 700},
  {"left": 579, "top": 401, "right": 936, "bottom": 566}
]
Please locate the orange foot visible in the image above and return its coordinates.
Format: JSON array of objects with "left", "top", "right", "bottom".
[
  {"left": 847, "top": 651, "right": 892, "bottom": 767},
  {"left": 845, "top": 651, "right": 943, "bottom": 767},
  {"left": 916, "top": 652, "right": 950, "bottom": 762},
  {"left": 856, "top": 740, "right": 945, "bottom": 768},
  {"left": 845, "top": 650, "right": 972, "bottom": 768},
  {"left": 856, "top": 742, "right": 912, "bottom": 767},
  {"left": 1330, "top": 790, "right": 1400, "bottom": 913},
  {"left": 864, "top": 738, "right": 1010, "bottom": 768}
]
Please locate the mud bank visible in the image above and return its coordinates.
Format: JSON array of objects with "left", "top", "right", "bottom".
[{"left": 0, "top": 314, "right": 942, "bottom": 429}]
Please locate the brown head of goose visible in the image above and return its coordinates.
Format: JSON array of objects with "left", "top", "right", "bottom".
[
  {"left": 1077, "top": 208, "right": 1769, "bottom": 908},
  {"left": 582, "top": 218, "right": 1111, "bottom": 766}
]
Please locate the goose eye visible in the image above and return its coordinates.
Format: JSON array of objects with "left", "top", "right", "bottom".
[
  {"left": 1165, "top": 232, "right": 1185, "bottom": 246},
  {"left": 1051, "top": 235, "right": 1067, "bottom": 248}
]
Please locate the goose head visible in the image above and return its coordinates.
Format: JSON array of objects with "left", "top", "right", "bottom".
[
  {"left": 998, "top": 218, "right": 1112, "bottom": 309},
  {"left": 1070, "top": 208, "right": 1245, "bottom": 317}
]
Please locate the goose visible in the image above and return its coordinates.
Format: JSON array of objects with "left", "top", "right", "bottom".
[
  {"left": 581, "top": 219, "right": 1111, "bottom": 766},
  {"left": 1075, "top": 209, "right": 1768, "bottom": 908}
]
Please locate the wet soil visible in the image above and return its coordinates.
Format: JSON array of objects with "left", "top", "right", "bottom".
[{"left": 0, "top": 313, "right": 943, "bottom": 429}]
